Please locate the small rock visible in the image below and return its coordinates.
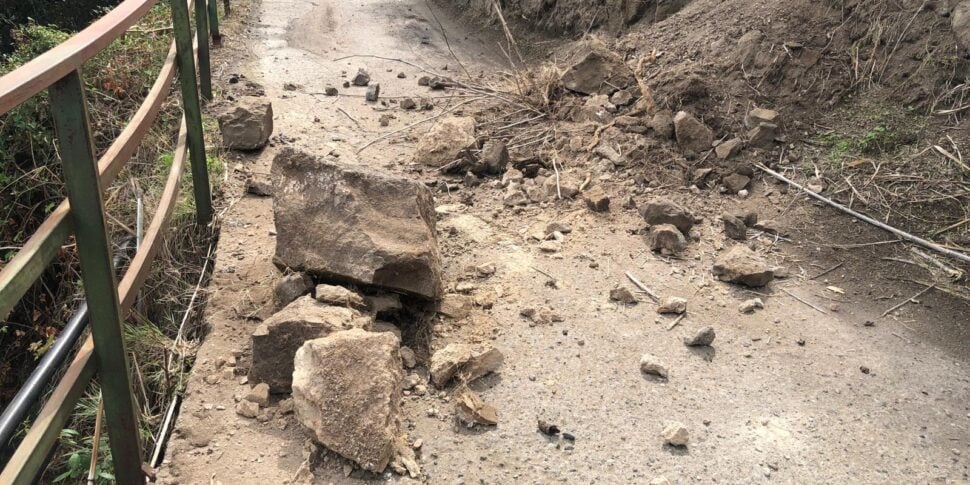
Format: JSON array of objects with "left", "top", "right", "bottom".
[
  {"left": 649, "top": 224, "right": 687, "bottom": 254},
  {"left": 747, "top": 123, "right": 778, "bottom": 148},
  {"left": 641, "top": 198, "right": 695, "bottom": 234},
  {"left": 650, "top": 476, "right": 671, "bottom": 485},
  {"left": 429, "top": 344, "right": 504, "bottom": 387},
  {"left": 583, "top": 186, "right": 610, "bottom": 212},
  {"left": 397, "top": 72, "right": 407, "bottom": 79},
  {"left": 738, "top": 298, "right": 764, "bottom": 313},
  {"left": 218, "top": 98, "right": 274, "bottom": 150},
  {"left": 274, "top": 272, "right": 313, "bottom": 308},
  {"left": 438, "top": 294, "right": 474, "bottom": 320},
  {"left": 379, "top": 114, "right": 392, "bottom": 127},
  {"left": 715, "top": 137, "right": 742, "bottom": 159},
  {"left": 661, "top": 422, "right": 689, "bottom": 446},
  {"left": 673, "top": 111, "right": 714, "bottom": 153},
  {"left": 610, "top": 89, "right": 634, "bottom": 106},
  {"left": 400, "top": 346, "right": 417, "bottom": 369},
  {"left": 314, "top": 284, "right": 366, "bottom": 308},
  {"left": 538, "top": 240, "right": 561, "bottom": 253},
  {"left": 455, "top": 389, "right": 498, "bottom": 426},
  {"left": 400, "top": 97, "right": 417, "bottom": 110},
  {"left": 650, "top": 110, "right": 675, "bottom": 139},
  {"left": 246, "top": 175, "right": 273, "bottom": 196},
  {"left": 413, "top": 116, "right": 476, "bottom": 167},
  {"left": 745, "top": 108, "right": 780, "bottom": 128},
  {"left": 639, "top": 353, "right": 668, "bottom": 378},
  {"left": 684, "top": 326, "right": 716, "bottom": 347},
  {"left": 366, "top": 83, "right": 381, "bottom": 102},
  {"left": 537, "top": 419, "right": 560, "bottom": 436},
  {"left": 712, "top": 246, "right": 775, "bottom": 287},
  {"left": 324, "top": 86, "right": 338, "bottom": 96},
  {"left": 417, "top": 76, "right": 430, "bottom": 86},
  {"left": 236, "top": 400, "right": 259, "bottom": 419},
  {"left": 245, "top": 383, "right": 271, "bottom": 406},
  {"left": 610, "top": 287, "right": 638, "bottom": 305},
  {"left": 656, "top": 296, "right": 687, "bottom": 315},
  {"left": 722, "top": 213, "right": 748, "bottom": 241},
  {"left": 479, "top": 140, "right": 510, "bottom": 175},
  {"left": 722, "top": 173, "right": 751, "bottom": 194},
  {"left": 351, "top": 68, "right": 370, "bottom": 86}
]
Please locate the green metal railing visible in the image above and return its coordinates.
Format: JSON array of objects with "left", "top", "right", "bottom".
[{"left": 0, "top": 0, "right": 223, "bottom": 482}]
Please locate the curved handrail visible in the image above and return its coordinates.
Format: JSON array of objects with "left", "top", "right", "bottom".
[{"left": 0, "top": 0, "right": 158, "bottom": 116}]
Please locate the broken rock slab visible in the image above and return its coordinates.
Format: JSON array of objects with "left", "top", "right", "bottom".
[
  {"left": 559, "top": 40, "right": 637, "bottom": 95},
  {"left": 250, "top": 296, "right": 372, "bottom": 393},
  {"left": 413, "top": 116, "right": 476, "bottom": 168},
  {"left": 712, "top": 245, "right": 775, "bottom": 287},
  {"left": 455, "top": 388, "right": 498, "bottom": 427},
  {"left": 292, "top": 329, "right": 403, "bottom": 473},
  {"left": 217, "top": 98, "right": 273, "bottom": 150},
  {"left": 273, "top": 149, "right": 443, "bottom": 299},
  {"left": 430, "top": 343, "right": 503, "bottom": 387}
]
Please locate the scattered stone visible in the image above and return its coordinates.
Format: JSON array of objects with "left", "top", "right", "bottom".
[
  {"left": 610, "top": 287, "right": 638, "bottom": 305},
  {"left": 250, "top": 296, "right": 372, "bottom": 393},
  {"left": 292, "top": 329, "right": 402, "bottom": 473},
  {"left": 538, "top": 240, "right": 561, "bottom": 253},
  {"left": 429, "top": 343, "right": 504, "bottom": 387},
  {"left": 738, "top": 298, "right": 765, "bottom": 313},
  {"left": 609, "top": 89, "right": 634, "bottom": 106},
  {"left": 400, "top": 346, "right": 417, "bottom": 369},
  {"left": 649, "top": 224, "right": 687, "bottom": 254},
  {"left": 745, "top": 107, "right": 780, "bottom": 128},
  {"left": 397, "top": 72, "right": 407, "bottom": 79},
  {"left": 351, "top": 68, "right": 370, "bottom": 86},
  {"left": 673, "top": 111, "right": 714, "bottom": 153},
  {"left": 455, "top": 389, "right": 498, "bottom": 426},
  {"left": 364, "top": 293, "right": 403, "bottom": 315},
  {"left": 639, "top": 353, "right": 668, "bottom": 378},
  {"left": 400, "top": 97, "right": 417, "bottom": 110},
  {"left": 379, "top": 114, "right": 392, "bottom": 127},
  {"left": 715, "top": 137, "right": 743, "bottom": 159},
  {"left": 559, "top": 41, "right": 637, "bottom": 95},
  {"left": 562, "top": 432, "right": 575, "bottom": 442},
  {"left": 273, "top": 149, "right": 443, "bottom": 299},
  {"left": 217, "top": 98, "right": 274, "bottom": 150},
  {"left": 542, "top": 174, "right": 581, "bottom": 199},
  {"left": 366, "top": 83, "right": 381, "bottom": 102},
  {"left": 650, "top": 110, "right": 675, "bottom": 139},
  {"left": 954, "top": 1, "right": 970, "bottom": 51},
  {"left": 747, "top": 123, "right": 778, "bottom": 148},
  {"left": 278, "top": 398, "right": 295, "bottom": 414},
  {"left": 661, "top": 422, "right": 689, "bottom": 446},
  {"left": 537, "top": 419, "right": 560, "bottom": 436},
  {"left": 283, "top": 82, "right": 300, "bottom": 91},
  {"left": 245, "top": 175, "right": 273, "bottom": 196},
  {"left": 641, "top": 198, "right": 695, "bottom": 234},
  {"left": 583, "top": 186, "right": 610, "bottom": 212},
  {"left": 236, "top": 400, "right": 260, "bottom": 419},
  {"left": 314, "top": 284, "right": 366, "bottom": 308},
  {"left": 683, "top": 326, "right": 716, "bottom": 347},
  {"left": 245, "top": 383, "right": 271, "bottom": 406},
  {"left": 413, "top": 116, "right": 476, "bottom": 167},
  {"left": 324, "top": 86, "right": 339, "bottom": 96},
  {"left": 479, "top": 140, "right": 510, "bottom": 175},
  {"left": 712, "top": 246, "right": 775, "bottom": 287},
  {"left": 722, "top": 173, "right": 751, "bottom": 194},
  {"left": 475, "top": 262, "right": 497, "bottom": 277},
  {"left": 656, "top": 296, "right": 687, "bottom": 315},
  {"left": 463, "top": 171, "right": 481, "bottom": 187},
  {"left": 722, "top": 213, "right": 748, "bottom": 241},
  {"left": 438, "top": 294, "right": 474, "bottom": 320},
  {"left": 650, "top": 476, "right": 671, "bottom": 485},
  {"left": 417, "top": 76, "right": 430, "bottom": 86},
  {"left": 274, "top": 272, "right": 313, "bottom": 308},
  {"left": 428, "top": 76, "right": 450, "bottom": 90}
]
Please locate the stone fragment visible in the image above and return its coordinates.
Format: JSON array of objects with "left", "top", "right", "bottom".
[
  {"left": 250, "top": 296, "right": 372, "bottom": 393},
  {"left": 715, "top": 137, "right": 742, "bottom": 159},
  {"left": 610, "top": 287, "right": 638, "bottom": 305},
  {"left": 412, "top": 116, "right": 476, "bottom": 168},
  {"left": 429, "top": 344, "right": 503, "bottom": 387},
  {"left": 455, "top": 389, "right": 498, "bottom": 426},
  {"left": 274, "top": 272, "right": 313, "bottom": 308},
  {"left": 236, "top": 400, "right": 259, "bottom": 419},
  {"left": 650, "top": 110, "right": 675, "bottom": 139},
  {"left": 245, "top": 175, "right": 273, "bottom": 196},
  {"left": 955, "top": 1, "right": 970, "bottom": 51},
  {"left": 351, "top": 68, "right": 370, "bottom": 86},
  {"left": 417, "top": 76, "right": 430, "bottom": 86},
  {"left": 273, "top": 149, "right": 442, "bottom": 298},
  {"left": 609, "top": 89, "right": 634, "bottom": 106},
  {"left": 364, "top": 293, "right": 403, "bottom": 315},
  {"left": 217, "top": 98, "right": 273, "bottom": 150},
  {"left": 538, "top": 240, "right": 561, "bottom": 253},
  {"left": 292, "top": 329, "right": 402, "bottom": 473},
  {"left": 503, "top": 186, "right": 529, "bottom": 207},
  {"left": 738, "top": 298, "right": 764, "bottom": 314},
  {"left": 673, "top": 111, "right": 714, "bottom": 153},
  {"left": 712, "top": 246, "right": 775, "bottom": 287},
  {"left": 639, "top": 353, "right": 668, "bottom": 378},
  {"left": 314, "top": 284, "right": 366, "bottom": 308},
  {"left": 683, "top": 326, "right": 716, "bottom": 346},
  {"left": 366, "top": 83, "right": 381, "bottom": 102},
  {"left": 722, "top": 214, "right": 748, "bottom": 240},
  {"left": 656, "top": 296, "right": 687, "bottom": 315},
  {"left": 649, "top": 224, "right": 687, "bottom": 254},
  {"left": 438, "top": 294, "right": 473, "bottom": 320},
  {"left": 542, "top": 174, "right": 580, "bottom": 199},
  {"left": 324, "top": 86, "right": 338, "bottom": 96},
  {"left": 640, "top": 198, "right": 695, "bottom": 234},
  {"left": 559, "top": 42, "right": 637, "bottom": 95},
  {"left": 661, "top": 422, "right": 689, "bottom": 446},
  {"left": 428, "top": 76, "right": 450, "bottom": 90},
  {"left": 245, "top": 383, "right": 271, "bottom": 407},
  {"left": 400, "top": 346, "right": 417, "bottom": 369},
  {"left": 744, "top": 107, "right": 780, "bottom": 128},
  {"left": 747, "top": 123, "right": 778, "bottom": 148},
  {"left": 583, "top": 187, "right": 610, "bottom": 212},
  {"left": 479, "top": 140, "right": 510, "bottom": 175},
  {"left": 400, "top": 97, "right": 417, "bottom": 110}
]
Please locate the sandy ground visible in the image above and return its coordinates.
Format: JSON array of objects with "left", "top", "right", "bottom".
[{"left": 158, "top": 0, "right": 970, "bottom": 483}]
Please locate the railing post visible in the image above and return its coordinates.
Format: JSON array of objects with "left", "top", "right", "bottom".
[
  {"left": 194, "top": 0, "right": 213, "bottom": 101},
  {"left": 170, "top": 0, "right": 213, "bottom": 226},
  {"left": 223, "top": 0, "right": 231, "bottom": 17},
  {"left": 208, "top": 0, "right": 222, "bottom": 45},
  {"left": 47, "top": 70, "right": 144, "bottom": 485}
]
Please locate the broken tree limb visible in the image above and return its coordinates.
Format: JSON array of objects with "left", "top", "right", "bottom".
[
  {"left": 625, "top": 271, "right": 660, "bottom": 302},
  {"left": 755, "top": 164, "right": 970, "bottom": 265},
  {"left": 881, "top": 284, "right": 935, "bottom": 317},
  {"left": 779, "top": 288, "right": 828, "bottom": 315}
]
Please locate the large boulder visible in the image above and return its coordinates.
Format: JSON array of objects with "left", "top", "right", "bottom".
[
  {"left": 712, "top": 246, "right": 775, "bottom": 287},
  {"left": 273, "top": 149, "right": 443, "bottom": 299},
  {"left": 560, "top": 41, "right": 637, "bottom": 95},
  {"left": 413, "top": 116, "right": 477, "bottom": 167},
  {"left": 217, "top": 98, "right": 273, "bottom": 150},
  {"left": 292, "top": 329, "right": 403, "bottom": 473},
  {"left": 250, "top": 296, "right": 372, "bottom": 393}
]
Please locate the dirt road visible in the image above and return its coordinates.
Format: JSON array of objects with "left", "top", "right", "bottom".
[{"left": 159, "top": 0, "right": 970, "bottom": 483}]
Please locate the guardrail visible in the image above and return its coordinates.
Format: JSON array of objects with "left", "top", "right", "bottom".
[{"left": 0, "top": 0, "right": 222, "bottom": 482}]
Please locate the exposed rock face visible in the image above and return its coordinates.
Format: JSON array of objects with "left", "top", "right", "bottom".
[
  {"left": 273, "top": 149, "right": 443, "bottom": 299},
  {"left": 673, "top": 111, "right": 714, "bottom": 153},
  {"left": 412, "top": 116, "right": 477, "bottom": 167},
  {"left": 250, "top": 296, "right": 372, "bottom": 392},
  {"left": 641, "top": 198, "right": 695, "bottom": 234},
  {"left": 292, "top": 329, "right": 403, "bottom": 473},
  {"left": 429, "top": 343, "right": 504, "bottom": 387},
  {"left": 712, "top": 246, "right": 775, "bottom": 287},
  {"left": 217, "top": 98, "right": 273, "bottom": 150},
  {"left": 560, "top": 41, "right": 637, "bottom": 95}
]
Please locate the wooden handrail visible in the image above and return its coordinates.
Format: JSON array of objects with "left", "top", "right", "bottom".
[{"left": 0, "top": 0, "right": 158, "bottom": 116}]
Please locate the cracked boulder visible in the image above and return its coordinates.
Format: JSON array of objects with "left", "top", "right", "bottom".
[
  {"left": 217, "top": 97, "right": 273, "bottom": 150},
  {"left": 273, "top": 148, "right": 443, "bottom": 299},
  {"left": 292, "top": 329, "right": 403, "bottom": 473},
  {"left": 250, "top": 296, "right": 372, "bottom": 393}
]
